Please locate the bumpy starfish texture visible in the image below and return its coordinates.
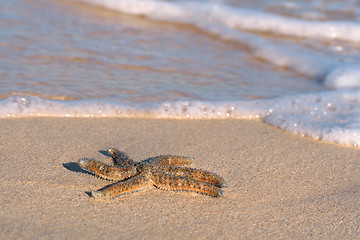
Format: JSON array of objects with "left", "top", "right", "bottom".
[{"left": 77, "top": 148, "right": 225, "bottom": 199}]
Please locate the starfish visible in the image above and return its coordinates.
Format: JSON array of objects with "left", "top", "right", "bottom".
[{"left": 77, "top": 148, "right": 225, "bottom": 199}]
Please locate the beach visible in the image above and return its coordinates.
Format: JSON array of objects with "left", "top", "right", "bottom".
[
  {"left": 2, "top": 0, "right": 360, "bottom": 239},
  {"left": 0, "top": 118, "right": 358, "bottom": 239}
]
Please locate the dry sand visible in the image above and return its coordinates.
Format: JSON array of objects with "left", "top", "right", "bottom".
[{"left": 0, "top": 118, "right": 359, "bottom": 239}]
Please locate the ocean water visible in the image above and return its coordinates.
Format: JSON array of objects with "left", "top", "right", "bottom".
[{"left": 2, "top": 0, "right": 360, "bottom": 147}]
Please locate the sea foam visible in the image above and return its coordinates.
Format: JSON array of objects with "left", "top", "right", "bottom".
[
  {"left": 81, "top": 0, "right": 360, "bottom": 42},
  {"left": 80, "top": 0, "right": 360, "bottom": 88},
  {"left": 3, "top": 89, "right": 360, "bottom": 147}
]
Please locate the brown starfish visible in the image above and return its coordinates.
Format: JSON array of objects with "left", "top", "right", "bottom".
[{"left": 78, "top": 148, "right": 225, "bottom": 199}]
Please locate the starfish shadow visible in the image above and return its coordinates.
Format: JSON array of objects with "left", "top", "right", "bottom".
[
  {"left": 85, "top": 191, "right": 93, "bottom": 197},
  {"left": 63, "top": 149, "right": 110, "bottom": 174},
  {"left": 63, "top": 162, "right": 100, "bottom": 178},
  {"left": 63, "top": 162, "right": 86, "bottom": 173},
  {"left": 63, "top": 149, "right": 113, "bottom": 177},
  {"left": 99, "top": 150, "right": 111, "bottom": 157}
]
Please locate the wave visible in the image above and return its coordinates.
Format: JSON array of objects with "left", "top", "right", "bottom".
[
  {"left": 79, "top": 0, "right": 360, "bottom": 89},
  {"left": 81, "top": 0, "right": 360, "bottom": 42},
  {"left": 0, "top": 93, "right": 263, "bottom": 118},
  {"left": 5, "top": 0, "right": 360, "bottom": 147},
  {"left": 3, "top": 90, "right": 360, "bottom": 147}
]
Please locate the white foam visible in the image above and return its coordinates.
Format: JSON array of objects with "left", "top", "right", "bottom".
[
  {"left": 81, "top": 0, "right": 360, "bottom": 42},
  {"left": 324, "top": 63, "right": 360, "bottom": 89},
  {"left": 0, "top": 94, "right": 266, "bottom": 119},
  {"left": 3, "top": 90, "right": 360, "bottom": 147},
  {"left": 264, "top": 88, "right": 360, "bottom": 147},
  {"left": 79, "top": 0, "right": 360, "bottom": 88}
]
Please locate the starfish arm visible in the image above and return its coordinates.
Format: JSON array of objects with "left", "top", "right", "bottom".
[
  {"left": 107, "top": 148, "right": 136, "bottom": 167},
  {"left": 78, "top": 158, "right": 137, "bottom": 181},
  {"left": 151, "top": 172, "right": 223, "bottom": 197},
  {"left": 155, "top": 166, "right": 226, "bottom": 188},
  {"left": 91, "top": 173, "right": 151, "bottom": 199},
  {"left": 149, "top": 155, "right": 193, "bottom": 166}
]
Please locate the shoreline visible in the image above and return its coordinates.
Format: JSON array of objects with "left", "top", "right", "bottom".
[{"left": 0, "top": 118, "right": 359, "bottom": 239}]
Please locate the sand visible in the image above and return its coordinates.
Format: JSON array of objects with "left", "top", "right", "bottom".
[{"left": 0, "top": 118, "right": 359, "bottom": 239}]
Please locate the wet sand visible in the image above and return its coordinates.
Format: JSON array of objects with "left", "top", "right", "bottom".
[{"left": 0, "top": 118, "right": 359, "bottom": 239}]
